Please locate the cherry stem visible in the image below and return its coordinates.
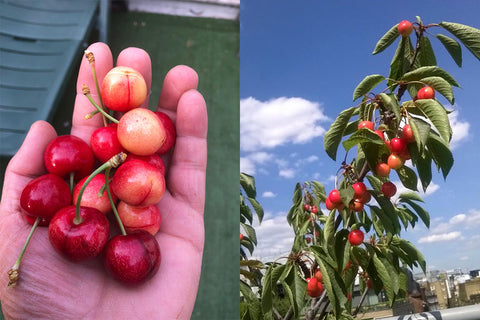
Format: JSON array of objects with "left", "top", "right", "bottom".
[
  {"left": 69, "top": 172, "right": 75, "bottom": 197},
  {"left": 84, "top": 50, "right": 107, "bottom": 127},
  {"left": 7, "top": 217, "right": 40, "bottom": 287},
  {"left": 74, "top": 152, "right": 127, "bottom": 225},
  {"left": 82, "top": 85, "right": 119, "bottom": 124},
  {"left": 105, "top": 167, "right": 127, "bottom": 236}
]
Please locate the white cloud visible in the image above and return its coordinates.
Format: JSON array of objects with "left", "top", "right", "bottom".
[
  {"left": 392, "top": 180, "right": 439, "bottom": 202},
  {"left": 279, "top": 169, "right": 296, "bottom": 178},
  {"left": 240, "top": 152, "right": 274, "bottom": 175},
  {"left": 449, "top": 110, "right": 470, "bottom": 149},
  {"left": 262, "top": 191, "right": 277, "bottom": 198},
  {"left": 418, "top": 231, "right": 462, "bottom": 243},
  {"left": 240, "top": 97, "right": 329, "bottom": 152},
  {"left": 250, "top": 212, "right": 295, "bottom": 262}
]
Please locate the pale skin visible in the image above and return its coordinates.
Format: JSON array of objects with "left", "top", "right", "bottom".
[{"left": 0, "top": 43, "right": 208, "bottom": 319}]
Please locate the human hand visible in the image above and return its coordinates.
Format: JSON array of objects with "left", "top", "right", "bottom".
[{"left": 0, "top": 42, "right": 207, "bottom": 320}]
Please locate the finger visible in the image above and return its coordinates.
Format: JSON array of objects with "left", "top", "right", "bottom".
[
  {"left": 116, "top": 47, "right": 152, "bottom": 109},
  {"left": 157, "top": 65, "right": 199, "bottom": 112},
  {"left": 71, "top": 42, "right": 113, "bottom": 143},
  {"left": 166, "top": 89, "right": 207, "bottom": 213},
  {"left": 1, "top": 121, "right": 57, "bottom": 218}
]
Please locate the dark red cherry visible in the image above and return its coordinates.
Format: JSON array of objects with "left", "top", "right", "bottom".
[
  {"left": 48, "top": 206, "right": 110, "bottom": 262},
  {"left": 103, "top": 230, "right": 160, "bottom": 285},
  {"left": 90, "top": 124, "right": 126, "bottom": 163},
  {"left": 23, "top": 213, "right": 50, "bottom": 226},
  {"left": 20, "top": 173, "right": 71, "bottom": 220},
  {"left": 44, "top": 135, "right": 95, "bottom": 181}
]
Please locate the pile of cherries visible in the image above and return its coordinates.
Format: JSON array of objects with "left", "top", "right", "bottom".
[{"left": 8, "top": 51, "right": 175, "bottom": 287}]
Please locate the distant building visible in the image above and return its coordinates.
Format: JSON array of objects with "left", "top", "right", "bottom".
[{"left": 458, "top": 277, "right": 480, "bottom": 304}]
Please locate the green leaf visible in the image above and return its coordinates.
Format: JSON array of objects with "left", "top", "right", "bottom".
[
  {"left": 417, "top": 36, "right": 437, "bottom": 67},
  {"left": 373, "top": 23, "right": 400, "bottom": 55},
  {"left": 398, "top": 239, "right": 426, "bottom": 273},
  {"left": 436, "top": 34, "right": 462, "bottom": 67},
  {"left": 398, "top": 191, "right": 424, "bottom": 203},
  {"left": 388, "top": 36, "right": 411, "bottom": 84},
  {"left": 285, "top": 265, "right": 307, "bottom": 317},
  {"left": 315, "top": 254, "right": 347, "bottom": 316},
  {"left": 248, "top": 197, "right": 264, "bottom": 223},
  {"left": 241, "top": 259, "right": 265, "bottom": 269},
  {"left": 396, "top": 165, "right": 418, "bottom": 191},
  {"left": 241, "top": 223, "right": 258, "bottom": 245},
  {"left": 427, "top": 131, "right": 454, "bottom": 179},
  {"left": 241, "top": 196, "right": 253, "bottom": 224},
  {"left": 311, "top": 180, "right": 327, "bottom": 202},
  {"left": 373, "top": 254, "right": 394, "bottom": 306},
  {"left": 439, "top": 21, "right": 480, "bottom": 61},
  {"left": 353, "top": 74, "right": 385, "bottom": 101},
  {"left": 419, "top": 76, "right": 454, "bottom": 104},
  {"left": 323, "top": 211, "right": 336, "bottom": 252},
  {"left": 324, "top": 107, "right": 356, "bottom": 161},
  {"left": 408, "top": 116, "right": 431, "bottom": 151},
  {"left": 378, "top": 93, "right": 401, "bottom": 127},
  {"left": 342, "top": 128, "right": 385, "bottom": 152},
  {"left": 241, "top": 173, "right": 257, "bottom": 198},
  {"left": 402, "top": 66, "right": 460, "bottom": 87},
  {"left": 334, "top": 229, "right": 350, "bottom": 272},
  {"left": 370, "top": 205, "right": 395, "bottom": 235},
  {"left": 401, "top": 199, "right": 430, "bottom": 228},
  {"left": 240, "top": 280, "right": 264, "bottom": 320},
  {"left": 414, "top": 99, "right": 452, "bottom": 143},
  {"left": 414, "top": 151, "right": 433, "bottom": 192}
]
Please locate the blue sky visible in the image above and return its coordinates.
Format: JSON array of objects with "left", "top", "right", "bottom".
[{"left": 240, "top": 1, "right": 480, "bottom": 273}]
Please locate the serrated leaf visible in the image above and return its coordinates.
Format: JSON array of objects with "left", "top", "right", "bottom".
[
  {"left": 285, "top": 265, "right": 307, "bottom": 317},
  {"left": 373, "top": 254, "right": 394, "bottom": 305},
  {"left": 366, "top": 175, "right": 383, "bottom": 192},
  {"left": 241, "top": 197, "right": 253, "bottom": 224},
  {"left": 415, "top": 152, "right": 433, "bottom": 192},
  {"left": 373, "top": 23, "right": 401, "bottom": 55},
  {"left": 353, "top": 74, "right": 385, "bottom": 100},
  {"left": 396, "top": 165, "right": 418, "bottom": 191},
  {"left": 436, "top": 34, "right": 462, "bottom": 67},
  {"left": 370, "top": 205, "right": 395, "bottom": 235},
  {"left": 241, "top": 223, "right": 258, "bottom": 245},
  {"left": 315, "top": 254, "right": 347, "bottom": 316},
  {"left": 248, "top": 197, "right": 264, "bottom": 223},
  {"left": 334, "top": 229, "right": 350, "bottom": 271},
  {"left": 324, "top": 107, "right": 356, "bottom": 160},
  {"left": 402, "top": 66, "right": 460, "bottom": 87},
  {"left": 408, "top": 115, "right": 431, "bottom": 151},
  {"left": 399, "top": 239, "right": 426, "bottom": 273},
  {"left": 342, "top": 128, "right": 385, "bottom": 152},
  {"left": 388, "top": 36, "right": 411, "bottom": 85},
  {"left": 240, "top": 281, "right": 263, "bottom": 320},
  {"left": 426, "top": 131, "right": 454, "bottom": 179},
  {"left": 241, "top": 173, "right": 257, "bottom": 198},
  {"left": 402, "top": 199, "right": 430, "bottom": 228},
  {"left": 323, "top": 211, "right": 336, "bottom": 252},
  {"left": 261, "top": 264, "right": 276, "bottom": 317},
  {"left": 292, "top": 182, "right": 302, "bottom": 206},
  {"left": 417, "top": 36, "right": 437, "bottom": 67},
  {"left": 440, "top": 21, "right": 480, "bottom": 61},
  {"left": 241, "top": 259, "right": 265, "bottom": 269},
  {"left": 414, "top": 99, "right": 452, "bottom": 143},
  {"left": 371, "top": 191, "right": 401, "bottom": 234},
  {"left": 378, "top": 93, "right": 401, "bottom": 127},
  {"left": 398, "top": 192, "right": 424, "bottom": 203},
  {"left": 311, "top": 180, "right": 327, "bottom": 202},
  {"left": 419, "top": 76, "right": 454, "bottom": 104}
]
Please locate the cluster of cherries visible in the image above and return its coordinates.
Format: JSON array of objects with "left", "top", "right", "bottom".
[
  {"left": 306, "top": 268, "right": 324, "bottom": 298},
  {"left": 8, "top": 51, "right": 175, "bottom": 287}
]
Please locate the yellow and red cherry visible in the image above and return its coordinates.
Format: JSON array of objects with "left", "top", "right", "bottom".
[
  {"left": 44, "top": 135, "right": 95, "bottom": 181},
  {"left": 376, "top": 162, "right": 391, "bottom": 177},
  {"left": 349, "top": 199, "right": 364, "bottom": 212},
  {"left": 125, "top": 153, "right": 166, "bottom": 176},
  {"left": 397, "top": 20, "right": 413, "bottom": 37},
  {"left": 111, "top": 159, "right": 165, "bottom": 207},
  {"left": 416, "top": 86, "right": 435, "bottom": 100},
  {"left": 90, "top": 124, "right": 125, "bottom": 163},
  {"left": 387, "top": 153, "right": 404, "bottom": 170},
  {"left": 402, "top": 124, "right": 415, "bottom": 143},
  {"left": 103, "top": 230, "right": 161, "bottom": 285},
  {"left": 117, "top": 201, "right": 161, "bottom": 236},
  {"left": 358, "top": 120, "right": 374, "bottom": 131},
  {"left": 117, "top": 108, "right": 166, "bottom": 156},
  {"left": 72, "top": 173, "right": 117, "bottom": 215},
  {"left": 100, "top": 66, "right": 147, "bottom": 113},
  {"left": 381, "top": 181, "right": 397, "bottom": 198},
  {"left": 314, "top": 269, "right": 323, "bottom": 282},
  {"left": 20, "top": 173, "right": 71, "bottom": 220},
  {"left": 348, "top": 229, "right": 364, "bottom": 246},
  {"left": 48, "top": 206, "right": 110, "bottom": 262},
  {"left": 155, "top": 111, "right": 176, "bottom": 155}
]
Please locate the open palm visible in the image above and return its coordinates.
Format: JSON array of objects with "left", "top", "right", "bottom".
[{"left": 0, "top": 43, "right": 207, "bottom": 320}]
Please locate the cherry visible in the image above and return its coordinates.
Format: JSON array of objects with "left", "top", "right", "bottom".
[
  {"left": 387, "top": 153, "right": 404, "bottom": 170},
  {"left": 23, "top": 213, "right": 50, "bottom": 227},
  {"left": 111, "top": 159, "right": 165, "bottom": 207},
  {"left": 155, "top": 111, "right": 176, "bottom": 155},
  {"left": 348, "top": 229, "right": 364, "bottom": 246},
  {"left": 117, "top": 201, "right": 161, "bottom": 236},
  {"left": 44, "top": 135, "right": 95, "bottom": 181},
  {"left": 117, "top": 108, "right": 167, "bottom": 156},
  {"left": 100, "top": 66, "right": 147, "bottom": 112},
  {"left": 374, "top": 129, "right": 385, "bottom": 141},
  {"left": 90, "top": 124, "right": 125, "bottom": 163},
  {"left": 381, "top": 181, "right": 397, "bottom": 198},
  {"left": 314, "top": 269, "right": 323, "bottom": 282},
  {"left": 357, "top": 190, "right": 371, "bottom": 204},
  {"left": 125, "top": 153, "right": 166, "bottom": 176},
  {"left": 390, "top": 138, "right": 406, "bottom": 154},
  {"left": 240, "top": 233, "right": 244, "bottom": 241},
  {"left": 303, "top": 204, "right": 311, "bottom": 212},
  {"left": 306, "top": 277, "right": 323, "bottom": 297},
  {"left": 358, "top": 120, "right": 374, "bottom": 131},
  {"left": 48, "top": 206, "right": 110, "bottom": 262},
  {"left": 416, "top": 86, "right": 435, "bottom": 100},
  {"left": 375, "top": 162, "right": 391, "bottom": 177},
  {"left": 398, "top": 20, "right": 413, "bottom": 37},
  {"left": 402, "top": 124, "right": 415, "bottom": 143},
  {"left": 20, "top": 173, "right": 71, "bottom": 220},
  {"left": 349, "top": 199, "right": 364, "bottom": 212},
  {"left": 351, "top": 182, "right": 367, "bottom": 198},
  {"left": 328, "top": 189, "right": 342, "bottom": 205},
  {"left": 325, "top": 197, "right": 336, "bottom": 210},
  {"left": 311, "top": 205, "right": 318, "bottom": 214},
  {"left": 72, "top": 173, "right": 117, "bottom": 215},
  {"left": 103, "top": 230, "right": 161, "bottom": 285}
]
